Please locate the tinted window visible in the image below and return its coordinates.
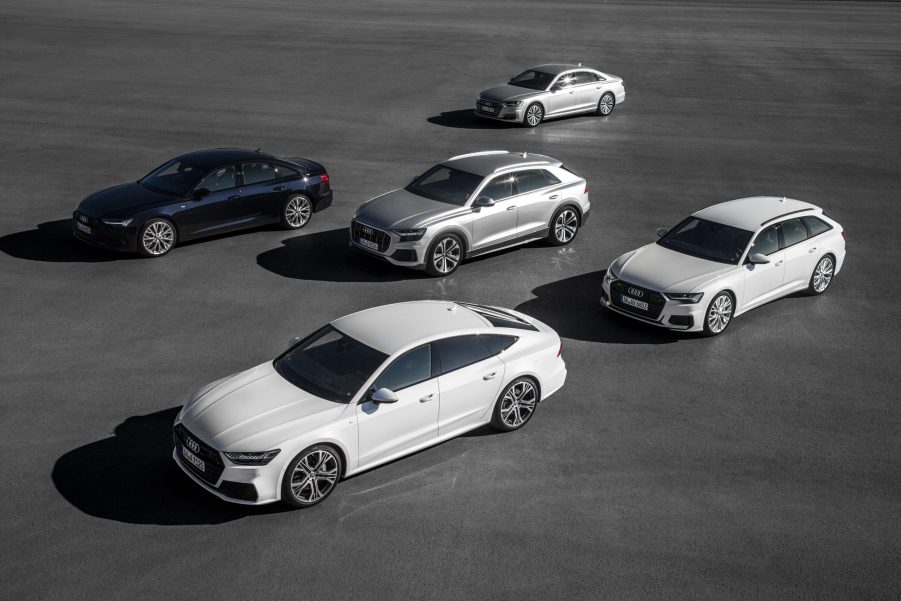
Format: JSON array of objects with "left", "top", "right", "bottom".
[
  {"left": 480, "top": 174, "right": 515, "bottom": 201},
  {"left": 657, "top": 217, "right": 754, "bottom": 264},
  {"left": 373, "top": 345, "right": 433, "bottom": 392},
  {"left": 273, "top": 325, "right": 388, "bottom": 403},
  {"left": 480, "top": 334, "right": 518, "bottom": 355},
  {"left": 197, "top": 166, "right": 236, "bottom": 192},
  {"left": 514, "top": 169, "right": 561, "bottom": 194},
  {"left": 243, "top": 163, "right": 276, "bottom": 185},
  {"left": 508, "top": 69, "right": 556, "bottom": 91},
  {"left": 405, "top": 165, "right": 483, "bottom": 206},
  {"left": 273, "top": 163, "right": 299, "bottom": 179},
  {"left": 573, "top": 71, "right": 600, "bottom": 85},
  {"left": 433, "top": 335, "right": 493, "bottom": 375},
  {"left": 781, "top": 218, "right": 808, "bottom": 247},
  {"left": 749, "top": 225, "right": 780, "bottom": 256},
  {"left": 802, "top": 216, "right": 832, "bottom": 237},
  {"left": 140, "top": 160, "right": 204, "bottom": 196}
]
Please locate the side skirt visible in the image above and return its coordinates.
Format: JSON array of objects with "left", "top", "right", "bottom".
[{"left": 466, "top": 228, "right": 548, "bottom": 259}]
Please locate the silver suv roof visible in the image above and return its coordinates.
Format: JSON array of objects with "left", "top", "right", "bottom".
[{"left": 443, "top": 151, "right": 560, "bottom": 177}]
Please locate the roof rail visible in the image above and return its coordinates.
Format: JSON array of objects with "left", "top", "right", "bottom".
[
  {"left": 491, "top": 159, "right": 554, "bottom": 173},
  {"left": 447, "top": 150, "right": 509, "bottom": 161},
  {"left": 760, "top": 207, "right": 816, "bottom": 226}
]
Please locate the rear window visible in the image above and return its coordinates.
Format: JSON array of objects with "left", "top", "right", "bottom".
[
  {"left": 480, "top": 334, "right": 518, "bottom": 355},
  {"left": 802, "top": 216, "right": 832, "bottom": 237},
  {"left": 457, "top": 303, "right": 539, "bottom": 331},
  {"left": 432, "top": 335, "right": 493, "bottom": 375}
]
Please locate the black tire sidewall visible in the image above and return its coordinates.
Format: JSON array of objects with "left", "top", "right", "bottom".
[
  {"left": 425, "top": 232, "right": 463, "bottom": 277},
  {"left": 702, "top": 291, "right": 734, "bottom": 337},
  {"left": 137, "top": 218, "right": 176, "bottom": 258},
  {"left": 280, "top": 444, "right": 343, "bottom": 508},
  {"left": 490, "top": 377, "right": 540, "bottom": 432},
  {"left": 548, "top": 206, "right": 579, "bottom": 246},
  {"left": 281, "top": 194, "right": 312, "bottom": 230}
]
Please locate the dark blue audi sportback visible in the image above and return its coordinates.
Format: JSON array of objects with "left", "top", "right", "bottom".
[{"left": 73, "top": 148, "right": 331, "bottom": 257}]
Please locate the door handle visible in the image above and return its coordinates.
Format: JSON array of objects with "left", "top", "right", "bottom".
[
  {"left": 227, "top": 194, "right": 240, "bottom": 201},
  {"left": 568, "top": 91, "right": 575, "bottom": 94},
  {"left": 506, "top": 206, "right": 516, "bottom": 211},
  {"left": 775, "top": 260, "right": 784, "bottom": 266},
  {"left": 272, "top": 186, "right": 286, "bottom": 192},
  {"left": 808, "top": 247, "right": 818, "bottom": 253},
  {"left": 419, "top": 394, "right": 435, "bottom": 403},
  {"left": 483, "top": 372, "right": 497, "bottom": 380},
  {"left": 549, "top": 194, "right": 559, "bottom": 200}
]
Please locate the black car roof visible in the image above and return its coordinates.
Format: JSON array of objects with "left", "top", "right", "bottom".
[{"left": 174, "top": 148, "right": 276, "bottom": 169}]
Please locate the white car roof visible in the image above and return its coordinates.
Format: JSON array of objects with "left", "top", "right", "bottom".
[
  {"left": 331, "top": 301, "right": 489, "bottom": 354},
  {"left": 693, "top": 196, "right": 821, "bottom": 231}
]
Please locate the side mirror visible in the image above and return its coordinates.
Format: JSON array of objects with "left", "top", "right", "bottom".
[
  {"left": 550, "top": 84, "right": 562, "bottom": 93},
  {"left": 748, "top": 253, "right": 770, "bottom": 264},
  {"left": 193, "top": 187, "right": 211, "bottom": 200},
  {"left": 655, "top": 227, "right": 668, "bottom": 238},
  {"left": 370, "top": 388, "right": 398, "bottom": 404},
  {"left": 472, "top": 196, "right": 495, "bottom": 209}
]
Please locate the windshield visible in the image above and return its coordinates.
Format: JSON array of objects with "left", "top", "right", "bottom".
[
  {"left": 508, "top": 69, "right": 556, "bottom": 91},
  {"left": 405, "top": 165, "right": 483, "bottom": 206},
  {"left": 657, "top": 217, "right": 753, "bottom": 264},
  {"left": 273, "top": 325, "right": 387, "bottom": 403},
  {"left": 139, "top": 160, "right": 205, "bottom": 196}
]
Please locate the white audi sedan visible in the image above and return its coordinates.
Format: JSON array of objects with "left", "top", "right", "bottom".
[
  {"left": 601, "top": 197, "right": 846, "bottom": 336},
  {"left": 173, "top": 301, "right": 566, "bottom": 507}
]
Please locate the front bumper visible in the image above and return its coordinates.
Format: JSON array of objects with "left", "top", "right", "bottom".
[
  {"left": 348, "top": 220, "right": 428, "bottom": 269},
  {"left": 601, "top": 278, "right": 705, "bottom": 332},
  {"left": 72, "top": 212, "right": 137, "bottom": 252},
  {"left": 474, "top": 100, "right": 524, "bottom": 122}
]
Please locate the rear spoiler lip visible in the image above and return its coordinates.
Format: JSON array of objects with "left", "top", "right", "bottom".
[{"left": 281, "top": 156, "right": 327, "bottom": 176}]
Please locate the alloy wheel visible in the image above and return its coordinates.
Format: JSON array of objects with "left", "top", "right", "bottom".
[
  {"left": 289, "top": 448, "right": 339, "bottom": 504},
  {"left": 432, "top": 237, "right": 461, "bottom": 274},
  {"left": 554, "top": 209, "right": 578, "bottom": 243},
  {"left": 285, "top": 196, "right": 312, "bottom": 228},
  {"left": 142, "top": 221, "right": 174, "bottom": 256},
  {"left": 500, "top": 381, "right": 537, "bottom": 428},
  {"left": 813, "top": 256, "right": 834, "bottom": 293},
  {"left": 599, "top": 93, "right": 615, "bottom": 115},
  {"left": 526, "top": 105, "right": 543, "bottom": 127},
  {"left": 707, "top": 294, "right": 733, "bottom": 334}
]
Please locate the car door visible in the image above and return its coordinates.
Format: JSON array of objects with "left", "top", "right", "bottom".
[
  {"left": 546, "top": 72, "right": 577, "bottom": 115},
  {"left": 236, "top": 162, "right": 283, "bottom": 224},
  {"left": 355, "top": 344, "right": 440, "bottom": 467},
  {"left": 174, "top": 165, "right": 243, "bottom": 238},
  {"left": 573, "top": 71, "right": 603, "bottom": 111},
  {"left": 433, "top": 335, "right": 505, "bottom": 435},
  {"left": 780, "top": 217, "right": 820, "bottom": 289},
  {"left": 471, "top": 173, "right": 518, "bottom": 250},
  {"left": 741, "top": 224, "right": 786, "bottom": 309},
  {"left": 511, "top": 169, "right": 563, "bottom": 236}
]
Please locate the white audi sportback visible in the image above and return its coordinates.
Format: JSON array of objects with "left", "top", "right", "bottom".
[
  {"left": 173, "top": 301, "right": 566, "bottom": 507},
  {"left": 601, "top": 197, "right": 846, "bottom": 336}
]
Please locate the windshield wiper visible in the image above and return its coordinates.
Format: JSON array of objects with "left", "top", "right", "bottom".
[{"left": 139, "top": 180, "right": 175, "bottom": 196}]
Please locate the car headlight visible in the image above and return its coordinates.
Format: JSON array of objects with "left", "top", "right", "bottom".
[
  {"left": 224, "top": 449, "right": 281, "bottom": 465},
  {"left": 663, "top": 292, "right": 705, "bottom": 304},
  {"left": 392, "top": 228, "right": 426, "bottom": 241},
  {"left": 101, "top": 218, "right": 133, "bottom": 227},
  {"left": 503, "top": 101, "right": 523, "bottom": 107}
]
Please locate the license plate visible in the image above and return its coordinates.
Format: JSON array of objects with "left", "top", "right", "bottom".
[
  {"left": 359, "top": 238, "right": 379, "bottom": 250},
  {"left": 181, "top": 445, "right": 205, "bottom": 472},
  {"left": 482, "top": 106, "right": 496, "bottom": 113},
  {"left": 76, "top": 222, "right": 91, "bottom": 235},
  {"left": 620, "top": 295, "right": 649, "bottom": 311}
]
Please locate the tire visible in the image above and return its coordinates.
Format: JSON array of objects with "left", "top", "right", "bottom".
[
  {"left": 281, "top": 194, "right": 312, "bottom": 229},
  {"left": 523, "top": 103, "right": 543, "bottom": 128},
  {"left": 137, "top": 218, "right": 176, "bottom": 257},
  {"left": 807, "top": 254, "right": 835, "bottom": 295},
  {"left": 548, "top": 206, "right": 580, "bottom": 246},
  {"left": 490, "top": 377, "right": 540, "bottom": 432},
  {"left": 280, "top": 444, "right": 342, "bottom": 508},
  {"left": 425, "top": 232, "right": 463, "bottom": 277},
  {"left": 702, "top": 291, "right": 734, "bottom": 337},
  {"left": 596, "top": 92, "right": 615, "bottom": 116}
]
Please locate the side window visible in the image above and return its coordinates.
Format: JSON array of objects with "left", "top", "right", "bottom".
[
  {"left": 242, "top": 163, "right": 277, "bottom": 186},
  {"left": 373, "top": 344, "right": 433, "bottom": 392},
  {"left": 479, "top": 174, "right": 515, "bottom": 201},
  {"left": 433, "top": 335, "right": 494, "bottom": 375},
  {"left": 480, "top": 334, "right": 518, "bottom": 355},
  {"left": 749, "top": 225, "right": 780, "bottom": 256},
  {"left": 781, "top": 218, "right": 808, "bottom": 248},
  {"left": 554, "top": 73, "right": 575, "bottom": 88},
  {"left": 273, "top": 163, "right": 299, "bottom": 179},
  {"left": 196, "top": 166, "right": 236, "bottom": 192},
  {"left": 573, "top": 71, "right": 599, "bottom": 85},
  {"left": 514, "top": 169, "right": 561, "bottom": 194},
  {"left": 802, "top": 216, "right": 832, "bottom": 238}
]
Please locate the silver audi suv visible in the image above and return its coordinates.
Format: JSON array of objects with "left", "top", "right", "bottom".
[
  {"left": 350, "top": 151, "right": 590, "bottom": 276},
  {"left": 475, "top": 64, "right": 625, "bottom": 127}
]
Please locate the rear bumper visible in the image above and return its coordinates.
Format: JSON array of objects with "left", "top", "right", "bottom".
[{"left": 313, "top": 190, "right": 333, "bottom": 213}]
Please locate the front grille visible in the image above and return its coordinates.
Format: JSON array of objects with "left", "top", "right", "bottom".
[
  {"left": 476, "top": 99, "right": 502, "bottom": 115},
  {"left": 73, "top": 211, "right": 99, "bottom": 227},
  {"left": 351, "top": 220, "right": 390, "bottom": 253},
  {"left": 174, "top": 424, "right": 225, "bottom": 486},
  {"left": 610, "top": 280, "right": 666, "bottom": 320}
]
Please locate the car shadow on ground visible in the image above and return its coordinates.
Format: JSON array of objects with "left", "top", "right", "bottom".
[
  {"left": 52, "top": 407, "right": 289, "bottom": 525},
  {"left": 0, "top": 220, "right": 139, "bottom": 262},
  {"left": 426, "top": 109, "right": 521, "bottom": 129},
  {"left": 256, "top": 228, "right": 429, "bottom": 283},
  {"left": 515, "top": 270, "right": 682, "bottom": 345}
]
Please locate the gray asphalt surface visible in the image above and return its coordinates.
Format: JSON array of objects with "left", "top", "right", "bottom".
[{"left": 1, "top": 1, "right": 900, "bottom": 599}]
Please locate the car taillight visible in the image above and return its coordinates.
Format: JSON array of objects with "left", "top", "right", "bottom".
[
  {"left": 841, "top": 230, "right": 846, "bottom": 239},
  {"left": 320, "top": 173, "right": 330, "bottom": 184},
  {"left": 557, "top": 342, "right": 563, "bottom": 357},
  {"left": 583, "top": 183, "right": 589, "bottom": 194}
]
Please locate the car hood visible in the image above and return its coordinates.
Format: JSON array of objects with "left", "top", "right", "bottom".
[
  {"left": 77, "top": 182, "right": 175, "bottom": 219},
  {"left": 178, "top": 362, "right": 347, "bottom": 451},
  {"left": 354, "top": 188, "right": 469, "bottom": 230},
  {"left": 614, "top": 243, "right": 735, "bottom": 293},
  {"left": 479, "top": 84, "right": 544, "bottom": 103}
]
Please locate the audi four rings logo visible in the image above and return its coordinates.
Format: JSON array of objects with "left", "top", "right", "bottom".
[
  {"left": 363, "top": 226, "right": 373, "bottom": 235},
  {"left": 186, "top": 437, "right": 200, "bottom": 453},
  {"left": 78, "top": 215, "right": 88, "bottom": 224},
  {"left": 627, "top": 287, "right": 644, "bottom": 298}
]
